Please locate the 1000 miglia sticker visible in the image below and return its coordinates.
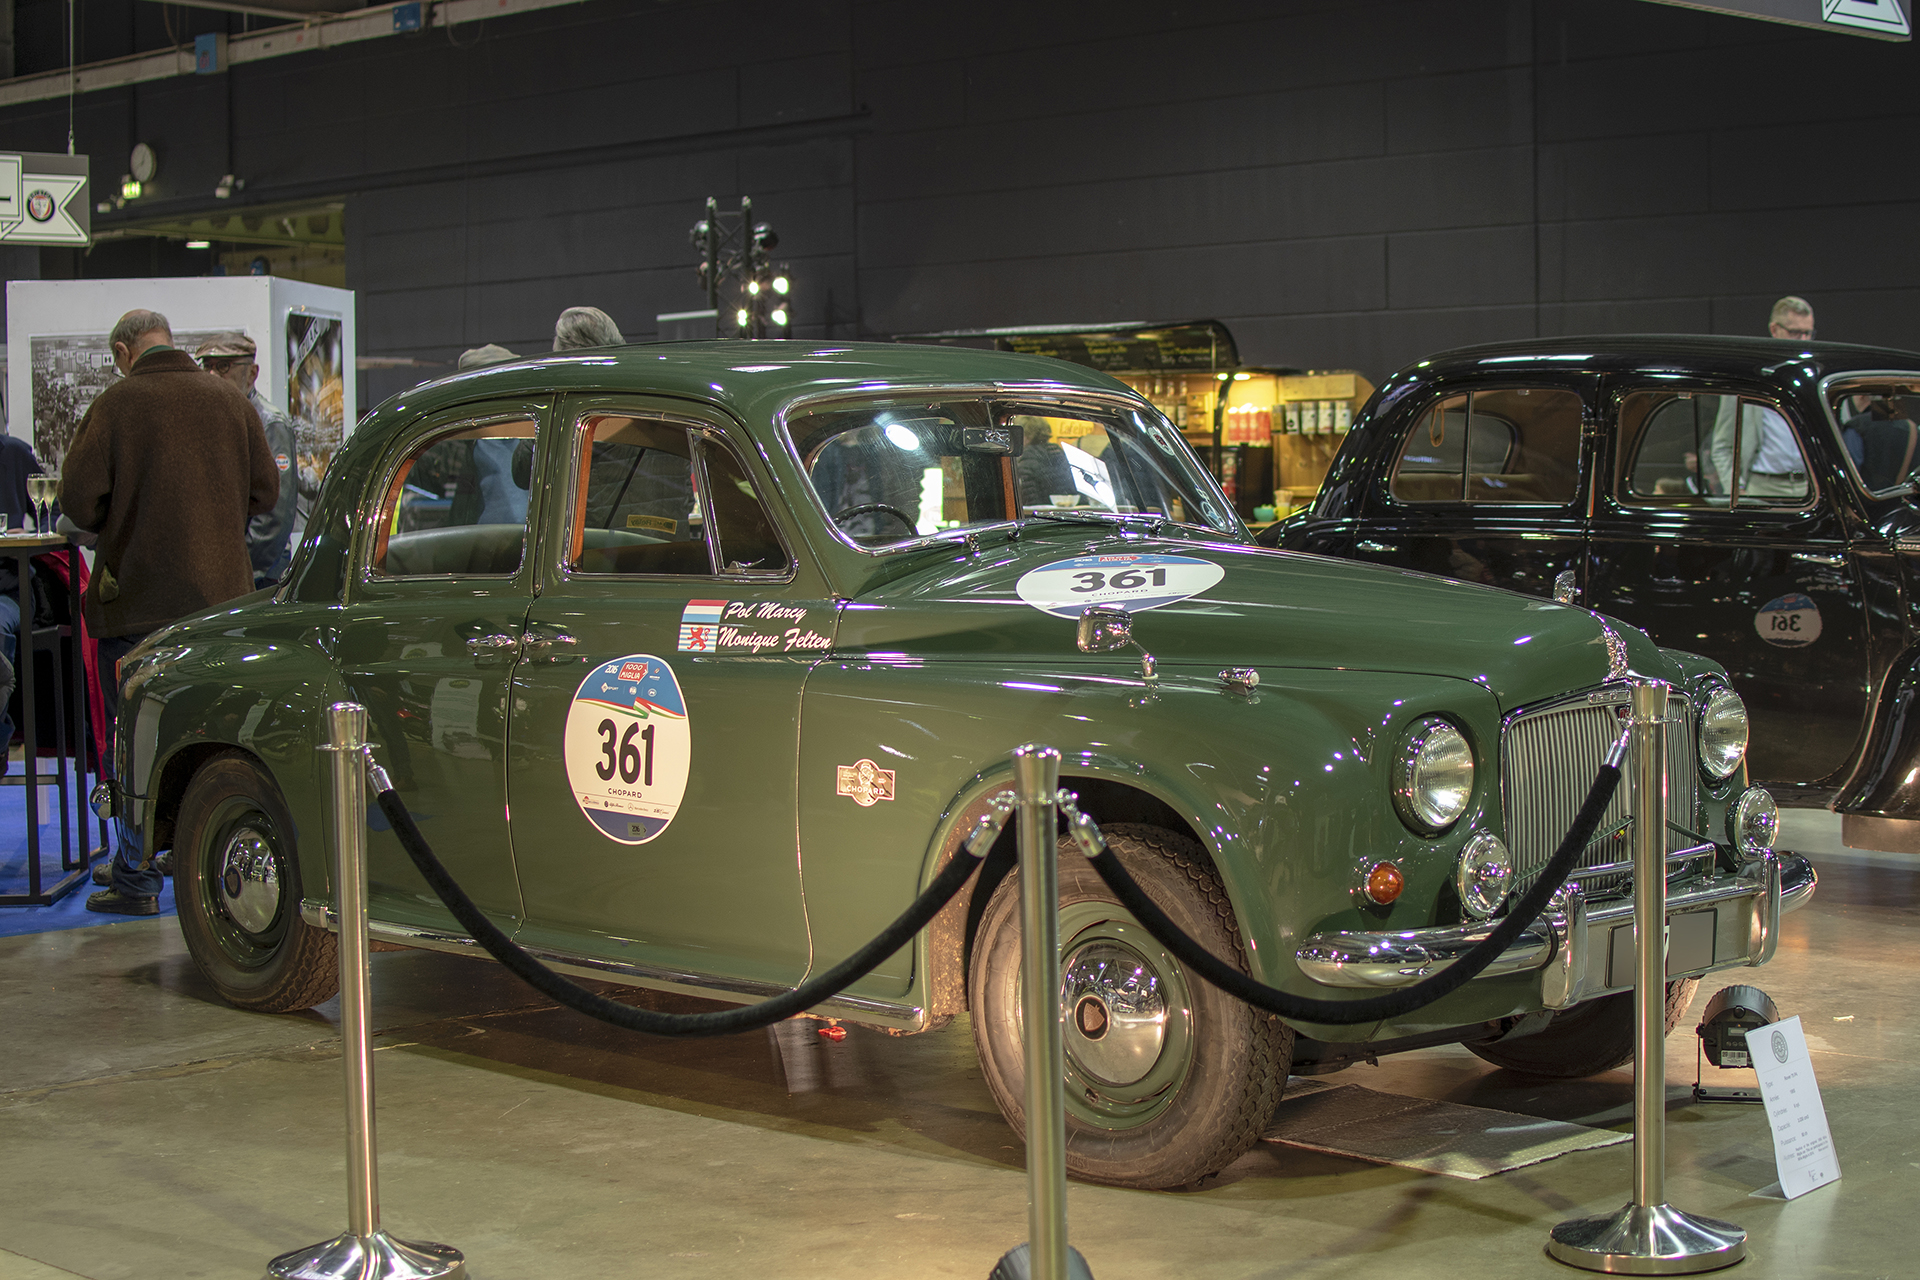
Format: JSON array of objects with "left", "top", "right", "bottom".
[
  {"left": 1015, "top": 553, "right": 1225, "bottom": 619},
  {"left": 564, "top": 655, "right": 691, "bottom": 844}
]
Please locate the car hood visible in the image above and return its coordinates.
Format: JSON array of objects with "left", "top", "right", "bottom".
[{"left": 834, "top": 532, "right": 1678, "bottom": 712}]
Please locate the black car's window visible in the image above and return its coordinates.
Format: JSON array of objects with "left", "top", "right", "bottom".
[
  {"left": 1390, "top": 389, "right": 1579, "bottom": 504},
  {"left": 371, "top": 418, "right": 536, "bottom": 577},
  {"left": 1619, "top": 392, "right": 1811, "bottom": 508},
  {"left": 788, "top": 396, "right": 1234, "bottom": 546},
  {"left": 1828, "top": 378, "right": 1920, "bottom": 494},
  {"left": 568, "top": 414, "right": 789, "bottom": 576}
]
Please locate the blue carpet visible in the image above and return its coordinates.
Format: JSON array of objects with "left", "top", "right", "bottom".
[{"left": 0, "top": 762, "right": 175, "bottom": 937}]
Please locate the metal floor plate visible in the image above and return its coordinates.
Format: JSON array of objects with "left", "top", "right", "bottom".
[{"left": 1262, "top": 1081, "right": 1629, "bottom": 1180}]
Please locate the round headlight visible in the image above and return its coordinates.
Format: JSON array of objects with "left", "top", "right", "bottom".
[
  {"left": 1456, "top": 831, "right": 1512, "bottom": 919},
  {"left": 1698, "top": 687, "right": 1748, "bottom": 782},
  {"left": 1729, "top": 786, "right": 1779, "bottom": 858},
  {"left": 1392, "top": 718, "right": 1475, "bottom": 833}
]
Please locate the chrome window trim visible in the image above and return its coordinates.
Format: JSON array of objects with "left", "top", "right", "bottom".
[
  {"left": 553, "top": 406, "right": 799, "bottom": 587},
  {"left": 771, "top": 380, "right": 1245, "bottom": 558},
  {"left": 1609, "top": 384, "right": 1819, "bottom": 513},
  {"left": 1816, "top": 368, "right": 1920, "bottom": 499},
  {"left": 354, "top": 408, "right": 544, "bottom": 588}
]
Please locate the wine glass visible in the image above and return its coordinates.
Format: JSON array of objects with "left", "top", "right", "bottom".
[{"left": 28, "top": 473, "right": 55, "bottom": 535}]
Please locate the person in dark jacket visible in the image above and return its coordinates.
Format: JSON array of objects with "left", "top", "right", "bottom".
[
  {"left": 62, "top": 308, "right": 279, "bottom": 914},
  {"left": 193, "top": 332, "right": 300, "bottom": 586}
]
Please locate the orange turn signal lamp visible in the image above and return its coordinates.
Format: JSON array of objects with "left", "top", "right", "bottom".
[{"left": 1362, "top": 861, "right": 1405, "bottom": 906}]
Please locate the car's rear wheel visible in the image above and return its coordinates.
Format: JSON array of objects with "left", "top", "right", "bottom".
[
  {"left": 968, "top": 822, "right": 1291, "bottom": 1189},
  {"left": 1466, "top": 977, "right": 1700, "bottom": 1078},
  {"left": 175, "top": 752, "right": 338, "bottom": 1012}
]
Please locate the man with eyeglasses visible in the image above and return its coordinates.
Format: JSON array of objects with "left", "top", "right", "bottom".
[{"left": 1707, "top": 297, "right": 1817, "bottom": 500}]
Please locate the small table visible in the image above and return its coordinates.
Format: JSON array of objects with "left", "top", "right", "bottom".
[{"left": 0, "top": 532, "right": 100, "bottom": 907}]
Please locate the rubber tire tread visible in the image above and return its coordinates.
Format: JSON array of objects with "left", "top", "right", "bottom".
[
  {"left": 968, "top": 822, "right": 1292, "bottom": 1189},
  {"left": 1466, "top": 977, "right": 1700, "bottom": 1078},
  {"left": 175, "top": 751, "right": 339, "bottom": 1013}
]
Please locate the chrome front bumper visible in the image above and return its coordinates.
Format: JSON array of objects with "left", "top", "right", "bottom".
[{"left": 1294, "top": 850, "right": 1815, "bottom": 1009}]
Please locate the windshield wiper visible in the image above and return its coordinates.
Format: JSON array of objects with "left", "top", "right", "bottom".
[{"left": 1024, "top": 507, "right": 1168, "bottom": 533}]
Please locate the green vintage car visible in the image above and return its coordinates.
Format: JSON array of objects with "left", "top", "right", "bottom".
[{"left": 111, "top": 341, "right": 1812, "bottom": 1189}]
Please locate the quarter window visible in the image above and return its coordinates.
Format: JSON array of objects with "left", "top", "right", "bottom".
[
  {"left": 1389, "top": 389, "right": 1581, "bottom": 504},
  {"left": 1619, "top": 392, "right": 1810, "bottom": 507},
  {"left": 371, "top": 418, "right": 536, "bottom": 577}
]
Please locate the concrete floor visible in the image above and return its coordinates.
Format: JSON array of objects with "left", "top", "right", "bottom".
[{"left": 1, "top": 811, "right": 1913, "bottom": 1280}]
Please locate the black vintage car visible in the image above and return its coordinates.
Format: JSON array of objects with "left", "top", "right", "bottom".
[{"left": 1263, "top": 335, "right": 1920, "bottom": 851}]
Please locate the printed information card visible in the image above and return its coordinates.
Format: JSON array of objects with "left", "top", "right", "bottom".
[{"left": 1744, "top": 1015, "right": 1840, "bottom": 1199}]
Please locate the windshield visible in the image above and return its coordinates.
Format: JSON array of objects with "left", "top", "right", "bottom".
[
  {"left": 786, "top": 395, "right": 1237, "bottom": 546},
  {"left": 1828, "top": 376, "right": 1920, "bottom": 494}
]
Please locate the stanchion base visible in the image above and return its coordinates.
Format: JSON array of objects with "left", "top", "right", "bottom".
[
  {"left": 989, "top": 1242, "right": 1095, "bottom": 1280},
  {"left": 1549, "top": 1202, "right": 1746, "bottom": 1274},
  {"left": 267, "top": 1229, "right": 466, "bottom": 1279}
]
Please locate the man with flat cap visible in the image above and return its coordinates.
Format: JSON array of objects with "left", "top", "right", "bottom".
[
  {"left": 63, "top": 308, "right": 279, "bottom": 914},
  {"left": 195, "top": 332, "right": 300, "bottom": 586}
]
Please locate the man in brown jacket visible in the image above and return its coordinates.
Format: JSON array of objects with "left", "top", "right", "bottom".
[{"left": 64, "top": 308, "right": 279, "bottom": 914}]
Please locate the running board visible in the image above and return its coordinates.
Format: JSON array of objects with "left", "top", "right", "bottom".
[{"left": 300, "top": 898, "right": 929, "bottom": 1034}]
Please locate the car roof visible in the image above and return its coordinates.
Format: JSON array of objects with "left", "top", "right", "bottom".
[
  {"left": 372, "top": 339, "right": 1137, "bottom": 428},
  {"left": 1405, "top": 333, "right": 1920, "bottom": 383}
]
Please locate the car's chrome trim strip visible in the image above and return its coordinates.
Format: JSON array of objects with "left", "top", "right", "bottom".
[{"left": 298, "top": 899, "right": 928, "bottom": 1031}]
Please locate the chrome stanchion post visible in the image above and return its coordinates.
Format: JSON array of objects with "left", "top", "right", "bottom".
[
  {"left": 1549, "top": 680, "right": 1747, "bottom": 1274},
  {"left": 991, "top": 745, "right": 1093, "bottom": 1280},
  {"left": 268, "top": 703, "right": 466, "bottom": 1280}
]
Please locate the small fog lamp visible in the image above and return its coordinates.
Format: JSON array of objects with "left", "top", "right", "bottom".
[
  {"left": 1361, "top": 860, "right": 1405, "bottom": 906},
  {"left": 1455, "top": 831, "right": 1512, "bottom": 919},
  {"left": 1729, "top": 787, "right": 1778, "bottom": 858},
  {"left": 1693, "top": 983, "right": 1779, "bottom": 1104}
]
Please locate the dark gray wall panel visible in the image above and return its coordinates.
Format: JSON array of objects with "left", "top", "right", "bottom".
[{"left": 4, "top": 0, "right": 1917, "bottom": 409}]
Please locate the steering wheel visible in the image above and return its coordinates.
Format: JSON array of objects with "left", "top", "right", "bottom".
[{"left": 834, "top": 503, "right": 918, "bottom": 533}]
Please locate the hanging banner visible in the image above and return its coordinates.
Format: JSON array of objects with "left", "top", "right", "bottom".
[{"left": 0, "top": 152, "right": 89, "bottom": 246}]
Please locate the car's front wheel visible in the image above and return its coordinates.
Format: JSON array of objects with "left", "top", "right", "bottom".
[
  {"left": 1466, "top": 977, "right": 1700, "bottom": 1078},
  {"left": 175, "top": 751, "right": 339, "bottom": 1012},
  {"left": 968, "top": 822, "right": 1292, "bottom": 1190}
]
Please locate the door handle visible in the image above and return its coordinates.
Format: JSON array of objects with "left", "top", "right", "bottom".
[
  {"left": 465, "top": 634, "right": 519, "bottom": 658},
  {"left": 521, "top": 632, "right": 580, "bottom": 662},
  {"left": 1356, "top": 540, "right": 1399, "bottom": 554},
  {"left": 1790, "top": 552, "right": 1845, "bottom": 567}
]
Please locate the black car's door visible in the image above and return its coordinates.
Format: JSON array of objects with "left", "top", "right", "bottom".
[
  {"left": 1585, "top": 382, "right": 1870, "bottom": 787},
  {"left": 1297, "top": 381, "right": 1593, "bottom": 602}
]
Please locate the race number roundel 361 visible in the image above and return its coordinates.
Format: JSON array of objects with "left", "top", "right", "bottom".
[
  {"left": 1016, "top": 553, "right": 1225, "bottom": 619},
  {"left": 564, "top": 655, "right": 691, "bottom": 844}
]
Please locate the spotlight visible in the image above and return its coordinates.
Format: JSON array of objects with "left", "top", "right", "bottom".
[
  {"left": 770, "top": 307, "right": 788, "bottom": 327},
  {"left": 1692, "top": 983, "right": 1779, "bottom": 1104},
  {"left": 120, "top": 175, "right": 142, "bottom": 200},
  {"left": 772, "top": 274, "right": 790, "bottom": 295},
  {"left": 747, "top": 279, "right": 760, "bottom": 296},
  {"left": 735, "top": 308, "right": 750, "bottom": 328}
]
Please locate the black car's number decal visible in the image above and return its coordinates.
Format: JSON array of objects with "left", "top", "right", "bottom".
[
  {"left": 1071, "top": 567, "right": 1169, "bottom": 593},
  {"left": 594, "top": 719, "right": 657, "bottom": 786}
]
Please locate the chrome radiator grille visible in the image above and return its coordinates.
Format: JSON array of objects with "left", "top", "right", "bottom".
[{"left": 1501, "top": 688, "right": 1697, "bottom": 893}]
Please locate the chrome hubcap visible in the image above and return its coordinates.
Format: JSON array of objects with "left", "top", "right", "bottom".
[
  {"left": 218, "top": 828, "right": 281, "bottom": 935},
  {"left": 1060, "top": 939, "right": 1168, "bottom": 1087}
]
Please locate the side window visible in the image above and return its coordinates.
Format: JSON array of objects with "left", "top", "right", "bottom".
[
  {"left": 1390, "top": 389, "right": 1580, "bottom": 504},
  {"left": 372, "top": 418, "right": 535, "bottom": 577},
  {"left": 1620, "top": 392, "right": 1810, "bottom": 507},
  {"left": 569, "top": 414, "right": 790, "bottom": 576}
]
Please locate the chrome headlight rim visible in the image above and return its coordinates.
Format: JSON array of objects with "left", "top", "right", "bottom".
[
  {"left": 1391, "top": 716, "right": 1476, "bottom": 835},
  {"left": 1456, "top": 830, "right": 1512, "bottom": 920},
  {"left": 1697, "top": 685, "right": 1749, "bottom": 783},
  {"left": 1729, "top": 786, "right": 1779, "bottom": 858}
]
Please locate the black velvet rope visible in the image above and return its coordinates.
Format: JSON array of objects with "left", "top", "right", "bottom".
[
  {"left": 1084, "top": 762, "right": 1623, "bottom": 1026},
  {"left": 371, "top": 786, "right": 982, "bottom": 1037}
]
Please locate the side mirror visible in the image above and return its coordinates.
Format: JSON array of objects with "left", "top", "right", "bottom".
[{"left": 1077, "top": 605, "right": 1156, "bottom": 683}]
